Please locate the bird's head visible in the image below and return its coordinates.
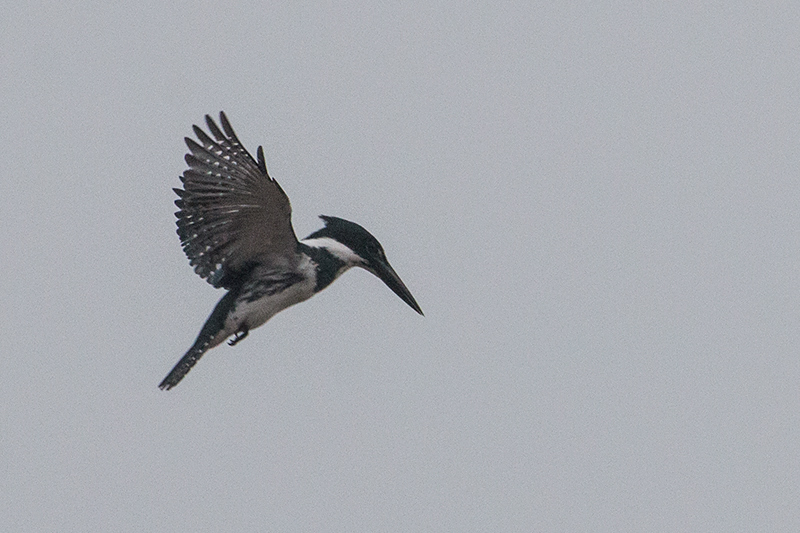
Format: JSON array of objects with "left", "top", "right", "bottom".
[{"left": 306, "top": 216, "right": 423, "bottom": 315}]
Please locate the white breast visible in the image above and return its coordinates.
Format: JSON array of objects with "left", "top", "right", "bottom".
[{"left": 221, "top": 257, "right": 318, "bottom": 339}]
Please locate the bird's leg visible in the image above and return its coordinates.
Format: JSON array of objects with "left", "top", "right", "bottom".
[{"left": 228, "top": 327, "right": 249, "bottom": 346}]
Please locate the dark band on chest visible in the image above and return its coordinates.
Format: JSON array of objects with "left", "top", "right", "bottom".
[
  {"left": 239, "top": 271, "right": 306, "bottom": 302},
  {"left": 299, "top": 243, "right": 346, "bottom": 292}
]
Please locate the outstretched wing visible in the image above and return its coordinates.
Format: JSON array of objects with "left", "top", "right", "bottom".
[{"left": 175, "top": 112, "right": 297, "bottom": 288}]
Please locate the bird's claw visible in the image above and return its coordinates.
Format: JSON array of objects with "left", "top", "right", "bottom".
[{"left": 228, "top": 329, "right": 249, "bottom": 346}]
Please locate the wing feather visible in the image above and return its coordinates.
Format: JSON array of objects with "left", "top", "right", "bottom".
[{"left": 174, "top": 112, "right": 297, "bottom": 288}]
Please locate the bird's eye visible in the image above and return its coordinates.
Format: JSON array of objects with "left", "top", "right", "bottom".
[{"left": 369, "top": 243, "right": 385, "bottom": 261}]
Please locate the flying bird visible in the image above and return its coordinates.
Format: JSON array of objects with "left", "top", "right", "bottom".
[{"left": 159, "top": 112, "right": 423, "bottom": 390}]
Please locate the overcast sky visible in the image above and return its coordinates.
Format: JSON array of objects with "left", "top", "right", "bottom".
[{"left": 2, "top": 1, "right": 799, "bottom": 531}]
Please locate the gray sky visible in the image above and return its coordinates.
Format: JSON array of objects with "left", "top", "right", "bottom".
[{"left": 2, "top": 1, "right": 799, "bottom": 531}]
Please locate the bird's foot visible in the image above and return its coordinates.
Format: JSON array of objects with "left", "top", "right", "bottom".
[{"left": 228, "top": 328, "right": 249, "bottom": 346}]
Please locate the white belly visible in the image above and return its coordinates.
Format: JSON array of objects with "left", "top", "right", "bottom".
[
  {"left": 226, "top": 275, "right": 316, "bottom": 332},
  {"left": 206, "top": 257, "right": 320, "bottom": 348}
]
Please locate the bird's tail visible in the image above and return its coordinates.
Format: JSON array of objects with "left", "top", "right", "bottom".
[
  {"left": 158, "top": 340, "right": 213, "bottom": 390},
  {"left": 159, "top": 289, "right": 241, "bottom": 390}
]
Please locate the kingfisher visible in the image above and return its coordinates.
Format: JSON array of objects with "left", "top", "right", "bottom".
[{"left": 159, "top": 112, "right": 423, "bottom": 390}]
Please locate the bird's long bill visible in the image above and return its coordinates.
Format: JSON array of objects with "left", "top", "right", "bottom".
[{"left": 371, "top": 261, "right": 424, "bottom": 315}]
